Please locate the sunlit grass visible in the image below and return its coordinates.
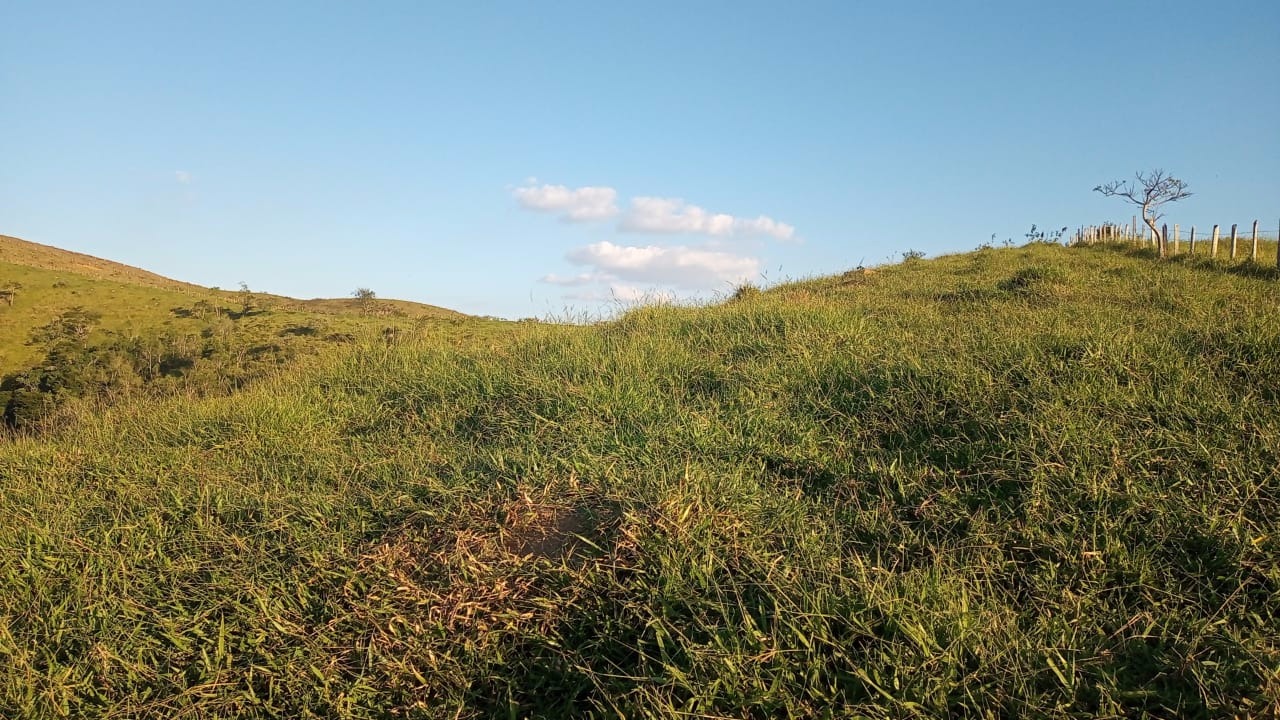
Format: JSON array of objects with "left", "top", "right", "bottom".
[{"left": 1, "top": 242, "right": 1278, "bottom": 718}]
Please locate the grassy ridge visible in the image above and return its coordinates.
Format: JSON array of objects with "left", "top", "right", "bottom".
[
  {"left": 0, "top": 258, "right": 466, "bottom": 376},
  {"left": 1, "top": 234, "right": 484, "bottom": 430},
  {"left": 0, "top": 234, "right": 207, "bottom": 292},
  {"left": 1, "top": 243, "right": 1278, "bottom": 718},
  {"left": 0, "top": 234, "right": 464, "bottom": 376}
]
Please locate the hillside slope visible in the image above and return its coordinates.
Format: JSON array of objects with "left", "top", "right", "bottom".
[
  {"left": 1, "top": 243, "right": 1278, "bottom": 718},
  {"left": 1, "top": 234, "right": 496, "bottom": 430},
  {"left": 0, "top": 233, "right": 208, "bottom": 291},
  {"left": 1, "top": 233, "right": 466, "bottom": 318},
  {"left": 0, "top": 233, "right": 468, "bottom": 375}
]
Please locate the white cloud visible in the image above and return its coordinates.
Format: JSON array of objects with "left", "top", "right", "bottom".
[
  {"left": 565, "top": 241, "right": 759, "bottom": 290},
  {"left": 514, "top": 183, "right": 618, "bottom": 221},
  {"left": 541, "top": 272, "right": 598, "bottom": 286},
  {"left": 558, "top": 283, "right": 676, "bottom": 305},
  {"left": 174, "top": 170, "right": 193, "bottom": 184},
  {"left": 512, "top": 180, "right": 796, "bottom": 241},
  {"left": 519, "top": 180, "right": 792, "bottom": 303},
  {"left": 607, "top": 283, "right": 674, "bottom": 303},
  {"left": 621, "top": 196, "right": 795, "bottom": 241},
  {"left": 606, "top": 283, "right": 649, "bottom": 302}
]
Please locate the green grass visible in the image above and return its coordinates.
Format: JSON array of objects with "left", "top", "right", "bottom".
[
  {"left": 0, "top": 234, "right": 466, "bottom": 377},
  {"left": 1, "top": 242, "right": 1278, "bottom": 718},
  {"left": 0, "top": 255, "right": 504, "bottom": 431}
]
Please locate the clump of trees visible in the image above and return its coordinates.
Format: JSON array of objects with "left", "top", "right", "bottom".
[
  {"left": 2, "top": 301, "right": 322, "bottom": 431},
  {"left": 2, "top": 280, "right": 418, "bottom": 432},
  {"left": 2, "top": 308, "right": 116, "bottom": 427}
]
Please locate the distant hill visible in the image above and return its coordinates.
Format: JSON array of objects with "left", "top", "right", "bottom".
[
  {"left": 0, "top": 233, "right": 465, "bottom": 318},
  {"left": 0, "top": 233, "right": 469, "bottom": 376},
  {"left": 0, "top": 233, "right": 207, "bottom": 291}
]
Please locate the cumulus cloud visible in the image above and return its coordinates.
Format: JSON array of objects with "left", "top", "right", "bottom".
[
  {"left": 512, "top": 180, "right": 796, "bottom": 241},
  {"left": 540, "top": 272, "right": 597, "bottom": 286},
  {"left": 565, "top": 241, "right": 759, "bottom": 290},
  {"left": 559, "top": 283, "right": 677, "bottom": 305},
  {"left": 606, "top": 283, "right": 652, "bottom": 302},
  {"left": 514, "top": 183, "right": 618, "bottom": 221},
  {"left": 519, "top": 180, "right": 792, "bottom": 303},
  {"left": 621, "top": 196, "right": 795, "bottom": 241}
]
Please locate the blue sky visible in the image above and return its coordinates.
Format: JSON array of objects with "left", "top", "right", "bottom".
[{"left": 3, "top": 1, "right": 1277, "bottom": 318}]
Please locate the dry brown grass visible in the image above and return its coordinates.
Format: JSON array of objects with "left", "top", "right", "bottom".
[{"left": 0, "top": 234, "right": 205, "bottom": 291}]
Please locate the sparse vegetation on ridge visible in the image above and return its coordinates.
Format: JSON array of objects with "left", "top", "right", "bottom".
[{"left": 1, "top": 242, "right": 1278, "bottom": 718}]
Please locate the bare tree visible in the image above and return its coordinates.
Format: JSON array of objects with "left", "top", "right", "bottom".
[
  {"left": 0, "top": 282, "right": 20, "bottom": 307},
  {"left": 1094, "top": 170, "right": 1191, "bottom": 258}
]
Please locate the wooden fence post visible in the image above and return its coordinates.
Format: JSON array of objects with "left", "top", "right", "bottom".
[
  {"left": 1132, "top": 215, "right": 1138, "bottom": 238},
  {"left": 1173, "top": 224, "right": 1180, "bottom": 255},
  {"left": 1251, "top": 220, "right": 1259, "bottom": 261},
  {"left": 1189, "top": 226, "right": 1196, "bottom": 255},
  {"left": 1212, "top": 225, "right": 1220, "bottom": 258},
  {"left": 1230, "top": 223, "right": 1238, "bottom": 260},
  {"left": 1161, "top": 224, "right": 1168, "bottom": 256},
  {"left": 1276, "top": 219, "right": 1280, "bottom": 267}
]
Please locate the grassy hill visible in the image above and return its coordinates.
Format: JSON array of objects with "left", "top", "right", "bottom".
[
  {"left": 1, "top": 242, "right": 1278, "bottom": 717},
  {"left": 1, "top": 233, "right": 467, "bottom": 317},
  {"left": 0, "top": 234, "right": 210, "bottom": 292},
  {"left": 0, "top": 234, "right": 465, "bottom": 373},
  {"left": 0, "top": 234, "right": 488, "bottom": 429}
]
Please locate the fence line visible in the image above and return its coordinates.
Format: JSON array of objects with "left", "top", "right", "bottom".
[{"left": 1071, "top": 218, "right": 1280, "bottom": 267}]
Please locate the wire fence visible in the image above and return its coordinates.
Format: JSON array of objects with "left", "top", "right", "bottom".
[{"left": 1071, "top": 218, "right": 1280, "bottom": 266}]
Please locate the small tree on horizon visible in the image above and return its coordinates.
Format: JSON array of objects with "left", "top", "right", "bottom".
[
  {"left": 1093, "top": 169, "right": 1191, "bottom": 258},
  {"left": 238, "top": 281, "right": 258, "bottom": 316},
  {"left": 352, "top": 287, "right": 377, "bottom": 314}
]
